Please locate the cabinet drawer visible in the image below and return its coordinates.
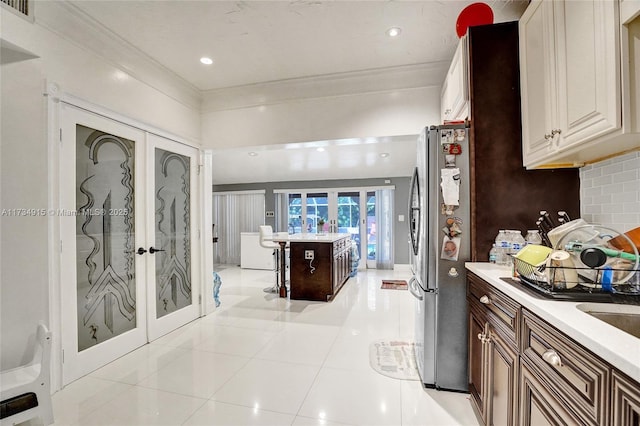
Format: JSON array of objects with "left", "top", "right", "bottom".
[
  {"left": 521, "top": 309, "right": 609, "bottom": 426},
  {"left": 519, "top": 357, "right": 582, "bottom": 425},
  {"left": 468, "top": 273, "right": 520, "bottom": 340}
]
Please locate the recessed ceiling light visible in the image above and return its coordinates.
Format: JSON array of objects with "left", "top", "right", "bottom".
[
  {"left": 316, "top": 147, "right": 325, "bottom": 152},
  {"left": 200, "top": 57, "right": 213, "bottom": 65},
  {"left": 386, "top": 27, "right": 402, "bottom": 37},
  {"left": 248, "top": 152, "right": 257, "bottom": 156},
  {"left": 380, "top": 152, "right": 390, "bottom": 158}
]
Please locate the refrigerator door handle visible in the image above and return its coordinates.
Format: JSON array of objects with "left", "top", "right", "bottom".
[{"left": 408, "top": 276, "right": 424, "bottom": 301}]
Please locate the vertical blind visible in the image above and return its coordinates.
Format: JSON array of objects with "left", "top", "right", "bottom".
[
  {"left": 212, "top": 191, "right": 265, "bottom": 265},
  {"left": 274, "top": 192, "right": 289, "bottom": 233},
  {"left": 376, "top": 188, "right": 394, "bottom": 269}
]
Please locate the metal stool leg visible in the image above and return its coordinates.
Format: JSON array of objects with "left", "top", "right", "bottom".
[{"left": 263, "top": 249, "right": 279, "bottom": 293}]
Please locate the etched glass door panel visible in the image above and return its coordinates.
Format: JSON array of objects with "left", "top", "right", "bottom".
[
  {"left": 61, "top": 103, "right": 147, "bottom": 385},
  {"left": 146, "top": 135, "right": 200, "bottom": 341},
  {"left": 75, "top": 124, "right": 137, "bottom": 351},
  {"left": 154, "top": 148, "right": 191, "bottom": 318}
]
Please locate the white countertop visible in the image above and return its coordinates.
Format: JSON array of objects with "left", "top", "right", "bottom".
[
  {"left": 269, "top": 233, "right": 351, "bottom": 243},
  {"left": 466, "top": 262, "right": 640, "bottom": 382}
]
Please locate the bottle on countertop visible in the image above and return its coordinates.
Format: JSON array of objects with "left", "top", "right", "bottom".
[
  {"left": 489, "top": 244, "right": 498, "bottom": 264},
  {"left": 525, "top": 230, "right": 543, "bottom": 246},
  {"left": 511, "top": 230, "right": 526, "bottom": 253},
  {"left": 494, "top": 230, "right": 508, "bottom": 265},
  {"left": 502, "top": 231, "right": 516, "bottom": 267}
]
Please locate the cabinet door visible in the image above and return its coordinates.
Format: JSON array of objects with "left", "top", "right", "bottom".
[
  {"left": 519, "top": 0, "right": 556, "bottom": 165},
  {"left": 554, "top": 0, "right": 621, "bottom": 150},
  {"left": 487, "top": 323, "right": 519, "bottom": 426},
  {"left": 441, "top": 38, "right": 469, "bottom": 122},
  {"left": 441, "top": 75, "right": 452, "bottom": 123},
  {"left": 468, "top": 302, "right": 487, "bottom": 421},
  {"left": 519, "top": 359, "right": 581, "bottom": 425},
  {"left": 612, "top": 370, "right": 640, "bottom": 426}
]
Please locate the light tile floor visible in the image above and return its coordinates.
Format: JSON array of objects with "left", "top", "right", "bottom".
[{"left": 44, "top": 267, "right": 479, "bottom": 426}]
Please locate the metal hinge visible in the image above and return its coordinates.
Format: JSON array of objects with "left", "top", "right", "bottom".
[
  {"left": 59, "top": 128, "right": 62, "bottom": 143},
  {"left": 198, "top": 295, "right": 202, "bottom": 305},
  {"left": 60, "top": 240, "right": 63, "bottom": 252}
]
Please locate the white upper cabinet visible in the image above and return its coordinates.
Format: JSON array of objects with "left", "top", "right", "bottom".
[
  {"left": 520, "top": 0, "right": 640, "bottom": 168},
  {"left": 441, "top": 37, "right": 469, "bottom": 123}
]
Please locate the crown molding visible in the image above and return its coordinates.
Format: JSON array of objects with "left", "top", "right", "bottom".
[
  {"left": 30, "top": 2, "right": 448, "bottom": 115},
  {"left": 34, "top": 1, "right": 201, "bottom": 111},
  {"left": 201, "top": 61, "right": 448, "bottom": 112}
]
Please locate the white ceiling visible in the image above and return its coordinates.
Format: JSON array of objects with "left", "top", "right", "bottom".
[{"left": 65, "top": 0, "right": 529, "bottom": 184}]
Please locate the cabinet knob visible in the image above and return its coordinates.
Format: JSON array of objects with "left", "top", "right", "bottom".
[
  {"left": 544, "top": 133, "right": 552, "bottom": 140},
  {"left": 479, "top": 295, "right": 491, "bottom": 304},
  {"left": 551, "top": 129, "right": 562, "bottom": 136},
  {"left": 477, "top": 332, "right": 485, "bottom": 342},
  {"left": 542, "top": 349, "right": 563, "bottom": 368}
]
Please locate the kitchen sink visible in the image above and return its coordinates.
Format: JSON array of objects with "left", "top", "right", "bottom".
[{"left": 576, "top": 303, "right": 640, "bottom": 339}]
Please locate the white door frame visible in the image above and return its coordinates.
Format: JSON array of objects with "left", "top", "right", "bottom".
[{"left": 47, "top": 86, "right": 207, "bottom": 390}]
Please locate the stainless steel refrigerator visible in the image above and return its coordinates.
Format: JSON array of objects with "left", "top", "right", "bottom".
[{"left": 408, "top": 123, "right": 470, "bottom": 392}]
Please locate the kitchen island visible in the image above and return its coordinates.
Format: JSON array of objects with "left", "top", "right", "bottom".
[
  {"left": 465, "top": 262, "right": 640, "bottom": 425},
  {"left": 273, "top": 233, "right": 351, "bottom": 302}
]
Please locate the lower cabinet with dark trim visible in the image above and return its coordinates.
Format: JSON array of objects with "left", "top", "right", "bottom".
[
  {"left": 611, "top": 371, "right": 640, "bottom": 426},
  {"left": 467, "top": 272, "right": 520, "bottom": 426},
  {"left": 290, "top": 235, "right": 351, "bottom": 302},
  {"left": 467, "top": 271, "right": 640, "bottom": 426}
]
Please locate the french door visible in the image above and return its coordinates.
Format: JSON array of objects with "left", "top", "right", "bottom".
[
  {"left": 60, "top": 104, "right": 200, "bottom": 384},
  {"left": 285, "top": 190, "right": 375, "bottom": 268},
  {"left": 146, "top": 134, "right": 200, "bottom": 341}
]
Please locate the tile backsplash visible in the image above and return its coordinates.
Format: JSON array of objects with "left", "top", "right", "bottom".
[{"left": 580, "top": 151, "right": 640, "bottom": 233}]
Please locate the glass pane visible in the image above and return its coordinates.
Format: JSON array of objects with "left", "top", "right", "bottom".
[
  {"left": 155, "top": 148, "right": 192, "bottom": 319},
  {"left": 367, "top": 192, "right": 376, "bottom": 260},
  {"left": 288, "top": 193, "right": 302, "bottom": 234},
  {"left": 337, "top": 192, "right": 360, "bottom": 246},
  {"left": 306, "top": 193, "right": 328, "bottom": 233},
  {"left": 76, "top": 124, "right": 136, "bottom": 351}
]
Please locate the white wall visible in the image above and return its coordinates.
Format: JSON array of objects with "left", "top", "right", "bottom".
[
  {"left": 200, "top": 64, "right": 445, "bottom": 149},
  {"left": 0, "top": 6, "right": 201, "bottom": 370},
  {"left": 1, "top": 55, "right": 49, "bottom": 370},
  {"left": 2, "top": 3, "right": 201, "bottom": 142},
  {"left": 580, "top": 151, "right": 640, "bottom": 232},
  {"left": 202, "top": 87, "right": 438, "bottom": 149}
]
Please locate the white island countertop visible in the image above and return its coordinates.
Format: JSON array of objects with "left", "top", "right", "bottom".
[
  {"left": 269, "top": 233, "right": 351, "bottom": 243},
  {"left": 466, "top": 262, "right": 640, "bottom": 382}
]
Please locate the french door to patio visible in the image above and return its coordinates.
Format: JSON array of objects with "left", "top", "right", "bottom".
[
  {"left": 60, "top": 103, "right": 200, "bottom": 384},
  {"left": 286, "top": 190, "right": 376, "bottom": 268}
]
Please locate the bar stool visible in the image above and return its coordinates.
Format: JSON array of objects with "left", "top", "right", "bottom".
[{"left": 259, "top": 225, "right": 289, "bottom": 293}]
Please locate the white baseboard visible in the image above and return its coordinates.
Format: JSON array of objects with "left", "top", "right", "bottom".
[{"left": 393, "top": 264, "right": 411, "bottom": 272}]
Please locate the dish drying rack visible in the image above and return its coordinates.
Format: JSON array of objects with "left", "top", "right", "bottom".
[{"left": 511, "top": 256, "right": 640, "bottom": 297}]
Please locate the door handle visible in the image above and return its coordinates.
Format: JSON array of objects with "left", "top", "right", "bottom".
[
  {"left": 136, "top": 247, "right": 147, "bottom": 255},
  {"left": 149, "top": 247, "right": 165, "bottom": 254},
  {"left": 408, "top": 277, "right": 424, "bottom": 301}
]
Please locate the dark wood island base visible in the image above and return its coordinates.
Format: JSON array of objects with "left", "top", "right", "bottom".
[{"left": 288, "top": 234, "right": 352, "bottom": 302}]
